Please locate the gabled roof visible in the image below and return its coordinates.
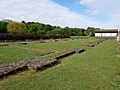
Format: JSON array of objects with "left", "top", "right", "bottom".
[{"left": 95, "top": 29, "right": 118, "bottom": 33}]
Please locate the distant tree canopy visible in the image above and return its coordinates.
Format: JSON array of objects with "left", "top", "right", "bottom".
[
  {"left": 86, "top": 27, "right": 95, "bottom": 36},
  {"left": 0, "top": 20, "right": 96, "bottom": 37},
  {"left": 7, "top": 21, "right": 27, "bottom": 34},
  {"left": 0, "top": 21, "right": 8, "bottom": 33}
]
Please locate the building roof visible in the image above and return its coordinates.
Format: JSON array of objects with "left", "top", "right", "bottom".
[{"left": 95, "top": 29, "right": 118, "bottom": 33}]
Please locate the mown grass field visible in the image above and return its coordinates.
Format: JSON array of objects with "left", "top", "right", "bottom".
[
  {"left": 0, "top": 39, "right": 120, "bottom": 90},
  {"left": 0, "top": 38, "right": 95, "bottom": 64}
]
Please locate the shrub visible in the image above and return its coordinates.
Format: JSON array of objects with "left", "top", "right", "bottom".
[{"left": 0, "top": 34, "right": 70, "bottom": 41}]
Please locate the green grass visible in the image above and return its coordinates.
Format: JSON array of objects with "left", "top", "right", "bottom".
[
  {"left": 70, "top": 36, "right": 93, "bottom": 39},
  {"left": 26, "top": 39, "right": 93, "bottom": 51},
  {"left": 0, "top": 40, "right": 120, "bottom": 90},
  {"left": 0, "top": 46, "right": 45, "bottom": 64},
  {"left": 0, "top": 38, "right": 94, "bottom": 64}
]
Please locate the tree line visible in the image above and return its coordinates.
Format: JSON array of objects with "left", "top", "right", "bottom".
[{"left": 0, "top": 20, "right": 96, "bottom": 36}]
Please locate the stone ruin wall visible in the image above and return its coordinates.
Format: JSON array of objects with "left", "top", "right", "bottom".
[{"left": 0, "top": 39, "right": 106, "bottom": 78}]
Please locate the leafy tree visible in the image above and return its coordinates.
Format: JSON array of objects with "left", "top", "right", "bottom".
[
  {"left": 89, "top": 32, "right": 95, "bottom": 37},
  {"left": 26, "top": 22, "right": 46, "bottom": 34},
  {"left": 79, "top": 29, "right": 85, "bottom": 36},
  {"left": 37, "top": 24, "right": 45, "bottom": 31},
  {"left": 37, "top": 30, "right": 46, "bottom": 35},
  {"left": 44, "top": 24, "right": 53, "bottom": 33},
  {"left": 68, "top": 28, "right": 85, "bottom": 36},
  {"left": 27, "top": 24, "right": 38, "bottom": 34},
  {"left": 86, "top": 27, "right": 95, "bottom": 36},
  {"left": 50, "top": 28, "right": 62, "bottom": 35},
  {"left": 28, "top": 25, "right": 38, "bottom": 34},
  {"left": 0, "top": 21, "right": 8, "bottom": 33},
  {"left": 4, "top": 20, "right": 96, "bottom": 37},
  {"left": 7, "top": 21, "right": 27, "bottom": 34},
  {"left": 84, "top": 30, "right": 87, "bottom": 36},
  {"left": 21, "top": 21, "right": 25, "bottom": 24},
  {"left": 69, "top": 28, "right": 77, "bottom": 36},
  {"left": 61, "top": 27, "right": 70, "bottom": 36}
]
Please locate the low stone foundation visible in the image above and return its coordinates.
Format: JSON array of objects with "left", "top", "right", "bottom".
[
  {"left": 0, "top": 48, "right": 85, "bottom": 78},
  {"left": 81, "top": 39, "right": 106, "bottom": 47}
]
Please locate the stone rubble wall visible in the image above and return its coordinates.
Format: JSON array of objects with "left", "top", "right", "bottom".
[
  {"left": 81, "top": 39, "right": 106, "bottom": 47},
  {"left": 0, "top": 39, "right": 107, "bottom": 78},
  {"left": 0, "top": 48, "right": 85, "bottom": 78}
]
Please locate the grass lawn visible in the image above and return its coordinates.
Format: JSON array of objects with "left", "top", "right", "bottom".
[
  {"left": 0, "top": 46, "right": 45, "bottom": 64},
  {"left": 0, "top": 40, "right": 120, "bottom": 90},
  {"left": 24, "top": 38, "right": 94, "bottom": 51},
  {"left": 0, "top": 38, "right": 94, "bottom": 64}
]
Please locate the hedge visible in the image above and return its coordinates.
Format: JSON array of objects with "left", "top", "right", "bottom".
[{"left": 0, "top": 33, "right": 70, "bottom": 40}]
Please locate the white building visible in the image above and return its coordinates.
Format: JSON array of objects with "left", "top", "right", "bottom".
[{"left": 95, "top": 29, "right": 118, "bottom": 37}]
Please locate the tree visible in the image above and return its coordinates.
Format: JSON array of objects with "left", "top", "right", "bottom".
[
  {"left": 0, "top": 21, "right": 8, "bottom": 33},
  {"left": 79, "top": 29, "right": 85, "bottom": 36},
  {"left": 61, "top": 27, "right": 70, "bottom": 36},
  {"left": 89, "top": 32, "right": 95, "bottom": 37},
  {"left": 44, "top": 24, "right": 53, "bottom": 32},
  {"left": 86, "top": 27, "right": 95, "bottom": 36},
  {"left": 27, "top": 24, "right": 38, "bottom": 34},
  {"left": 69, "top": 28, "right": 77, "bottom": 36},
  {"left": 26, "top": 22, "right": 46, "bottom": 34},
  {"left": 7, "top": 21, "right": 27, "bottom": 34},
  {"left": 37, "top": 30, "right": 46, "bottom": 35},
  {"left": 21, "top": 20, "right": 25, "bottom": 23},
  {"left": 50, "top": 28, "right": 62, "bottom": 35}
]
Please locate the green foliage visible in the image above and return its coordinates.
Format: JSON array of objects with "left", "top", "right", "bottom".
[
  {"left": 44, "top": 24, "right": 53, "bottom": 32},
  {"left": 27, "top": 24, "right": 38, "bottom": 34},
  {"left": 24, "top": 21, "right": 95, "bottom": 36},
  {"left": 7, "top": 21, "right": 27, "bottom": 34},
  {"left": 89, "top": 32, "right": 95, "bottom": 37},
  {"left": 79, "top": 29, "right": 85, "bottom": 36},
  {"left": 86, "top": 27, "right": 95, "bottom": 36},
  {"left": 61, "top": 27, "right": 70, "bottom": 36},
  {"left": 0, "top": 20, "right": 96, "bottom": 37},
  {"left": 27, "top": 22, "right": 46, "bottom": 35},
  {"left": 50, "top": 28, "right": 62, "bottom": 35},
  {"left": 69, "top": 28, "right": 85, "bottom": 36},
  {"left": 0, "top": 21, "right": 8, "bottom": 33},
  {"left": 37, "top": 30, "right": 46, "bottom": 35}
]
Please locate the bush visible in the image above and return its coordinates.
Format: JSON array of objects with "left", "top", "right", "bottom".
[{"left": 0, "top": 34, "right": 70, "bottom": 41}]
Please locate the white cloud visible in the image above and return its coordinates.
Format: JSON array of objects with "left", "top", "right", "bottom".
[
  {"left": 0, "top": 0, "right": 98, "bottom": 28},
  {"left": 86, "top": 10, "right": 100, "bottom": 15},
  {"left": 79, "top": 0, "right": 120, "bottom": 28},
  {"left": 80, "top": 0, "right": 97, "bottom": 4},
  {"left": 1, "top": 0, "right": 120, "bottom": 28}
]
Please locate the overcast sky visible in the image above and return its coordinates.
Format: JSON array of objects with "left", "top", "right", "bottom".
[{"left": 0, "top": 0, "right": 120, "bottom": 28}]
